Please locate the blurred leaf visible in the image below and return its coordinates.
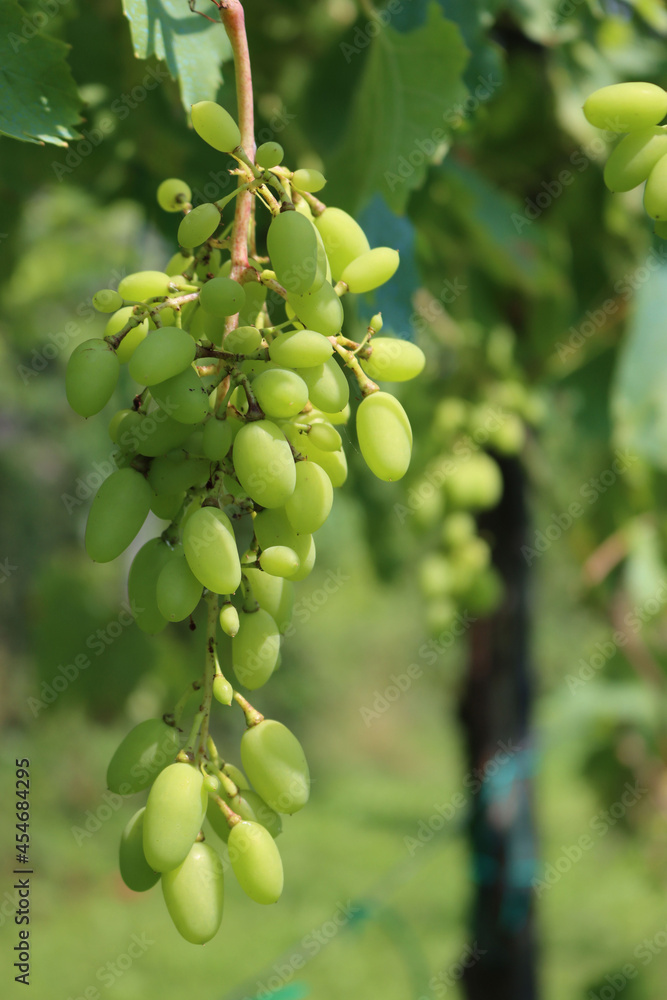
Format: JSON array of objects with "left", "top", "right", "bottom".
[
  {"left": 327, "top": 2, "right": 470, "bottom": 213},
  {"left": 0, "top": 0, "right": 82, "bottom": 146},
  {"left": 623, "top": 519, "right": 666, "bottom": 608},
  {"left": 121, "top": 0, "right": 232, "bottom": 110}
]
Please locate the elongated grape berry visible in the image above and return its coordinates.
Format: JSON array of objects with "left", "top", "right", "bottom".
[
  {"left": 285, "top": 461, "right": 333, "bottom": 534},
  {"left": 584, "top": 82, "right": 667, "bottom": 132},
  {"left": 107, "top": 718, "right": 181, "bottom": 794},
  {"left": 356, "top": 391, "right": 412, "bottom": 482},
  {"left": 360, "top": 337, "right": 425, "bottom": 382},
  {"left": 128, "top": 328, "right": 196, "bottom": 385},
  {"left": 219, "top": 602, "right": 240, "bottom": 637},
  {"left": 183, "top": 506, "right": 242, "bottom": 595},
  {"left": 259, "top": 546, "right": 300, "bottom": 578},
  {"left": 156, "top": 551, "right": 202, "bottom": 622},
  {"left": 157, "top": 178, "right": 192, "bottom": 212},
  {"left": 253, "top": 368, "right": 309, "bottom": 418},
  {"left": 604, "top": 127, "right": 667, "bottom": 192},
  {"left": 119, "top": 808, "right": 159, "bottom": 892},
  {"left": 267, "top": 210, "right": 321, "bottom": 295},
  {"left": 143, "top": 762, "right": 207, "bottom": 872},
  {"left": 232, "top": 419, "right": 296, "bottom": 508},
  {"left": 256, "top": 142, "right": 283, "bottom": 169},
  {"left": 118, "top": 270, "right": 172, "bottom": 301},
  {"left": 93, "top": 289, "right": 123, "bottom": 313},
  {"left": 644, "top": 153, "right": 667, "bottom": 219},
  {"left": 127, "top": 538, "right": 172, "bottom": 634},
  {"left": 232, "top": 608, "right": 280, "bottom": 689},
  {"left": 66, "top": 340, "right": 120, "bottom": 417},
  {"left": 191, "top": 100, "right": 241, "bottom": 152},
  {"left": 269, "top": 329, "right": 333, "bottom": 368},
  {"left": 292, "top": 168, "right": 326, "bottom": 193},
  {"left": 178, "top": 203, "right": 221, "bottom": 249},
  {"left": 162, "top": 842, "right": 224, "bottom": 944},
  {"left": 85, "top": 468, "right": 153, "bottom": 562},
  {"left": 240, "top": 719, "right": 310, "bottom": 814},
  {"left": 228, "top": 820, "right": 284, "bottom": 904},
  {"left": 340, "top": 247, "right": 399, "bottom": 294},
  {"left": 314, "top": 207, "right": 370, "bottom": 281}
]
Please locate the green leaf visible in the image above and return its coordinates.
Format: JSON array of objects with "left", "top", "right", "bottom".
[
  {"left": 121, "top": 0, "right": 233, "bottom": 111},
  {"left": 0, "top": 0, "right": 82, "bottom": 147},
  {"left": 327, "top": 2, "right": 470, "bottom": 214}
]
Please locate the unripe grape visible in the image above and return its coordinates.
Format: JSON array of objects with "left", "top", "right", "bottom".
[
  {"left": 223, "top": 762, "right": 249, "bottom": 789},
  {"left": 107, "top": 718, "right": 181, "bottom": 794},
  {"left": 178, "top": 203, "right": 221, "bottom": 249},
  {"left": 295, "top": 358, "right": 349, "bottom": 413},
  {"left": 269, "top": 329, "right": 333, "bottom": 368},
  {"left": 143, "top": 762, "right": 207, "bottom": 872},
  {"left": 127, "top": 538, "right": 172, "bottom": 634},
  {"left": 199, "top": 276, "right": 246, "bottom": 317},
  {"left": 369, "top": 313, "right": 383, "bottom": 333},
  {"left": 125, "top": 409, "right": 196, "bottom": 457},
  {"left": 253, "top": 368, "right": 309, "bottom": 418},
  {"left": 441, "top": 511, "right": 476, "bottom": 548},
  {"left": 183, "top": 506, "right": 241, "bottom": 594},
  {"left": 238, "top": 281, "right": 268, "bottom": 327},
  {"left": 191, "top": 100, "right": 241, "bottom": 152},
  {"left": 66, "top": 339, "right": 120, "bottom": 417},
  {"left": 583, "top": 82, "right": 667, "bottom": 132},
  {"left": 118, "top": 270, "right": 173, "bottom": 301},
  {"left": 314, "top": 207, "right": 370, "bottom": 281},
  {"left": 340, "top": 247, "right": 399, "bottom": 293},
  {"left": 644, "top": 153, "right": 667, "bottom": 219},
  {"left": 243, "top": 567, "right": 294, "bottom": 634},
  {"left": 150, "top": 367, "right": 211, "bottom": 424},
  {"left": 161, "top": 842, "right": 224, "bottom": 944},
  {"left": 203, "top": 417, "right": 232, "bottom": 461},
  {"left": 360, "top": 337, "right": 425, "bottom": 382},
  {"left": 240, "top": 719, "right": 310, "bottom": 814},
  {"left": 93, "top": 289, "right": 123, "bottom": 313},
  {"left": 151, "top": 492, "right": 184, "bottom": 521},
  {"left": 259, "top": 546, "right": 300, "bottom": 577},
  {"left": 108, "top": 408, "right": 137, "bottom": 444},
  {"left": 267, "top": 210, "right": 321, "bottom": 295},
  {"left": 488, "top": 413, "right": 525, "bottom": 455},
  {"left": 207, "top": 787, "right": 282, "bottom": 843},
  {"left": 232, "top": 419, "right": 296, "bottom": 508},
  {"left": 283, "top": 422, "right": 348, "bottom": 487},
  {"left": 285, "top": 282, "right": 344, "bottom": 338},
  {"left": 105, "top": 307, "right": 149, "bottom": 363},
  {"left": 232, "top": 608, "right": 280, "bottom": 689},
  {"left": 656, "top": 220, "right": 667, "bottom": 238},
  {"left": 85, "top": 468, "right": 153, "bottom": 562},
  {"left": 445, "top": 452, "right": 503, "bottom": 509},
  {"left": 219, "top": 602, "right": 240, "bottom": 637},
  {"left": 292, "top": 168, "right": 326, "bottom": 193},
  {"left": 255, "top": 142, "right": 283, "bottom": 169},
  {"left": 253, "top": 508, "right": 313, "bottom": 574},
  {"left": 119, "top": 808, "right": 159, "bottom": 892},
  {"left": 228, "top": 820, "right": 284, "bottom": 904},
  {"left": 156, "top": 551, "right": 202, "bottom": 622},
  {"left": 285, "top": 461, "right": 333, "bottom": 534},
  {"left": 157, "top": 178, "right": 192, "bottom": 212},
  {"left": 223, "top": 325, "right": 262, "bottom": 354},
  {"left": 308, "top": 421, "right": 341, "bottom": 452},
  {"left": 604, "top": 126, "right": 667, "bottom": 192},
  {"left": 128, "top": 327, "right": 196, "bottom": 385},
  {"left": 356, "top": 391, "right": 412, "bottom": 482},
  {"left": 147, "top": 454, "right": 210, "bottom": 495},
  {"left": 212, "top": 673, "right": 233, "bottom": 705}
]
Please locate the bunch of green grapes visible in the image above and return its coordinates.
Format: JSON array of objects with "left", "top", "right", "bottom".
[
  {"left": 583, "top": 81, "right": 667, "bottom": 233},
  {"left": 65, "top": 99, "right": 425, "bottom": 944}
]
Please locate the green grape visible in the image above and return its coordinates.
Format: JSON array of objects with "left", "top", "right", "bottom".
[
  {"left": 285, "top": 281, "right": 344, "bottom": 338},
  {"left": 182, "top": 427, "right": 206, "bottom": 456},
  {"left": 267, "top": 210, "right": 321, "bottom": 295},
  {"left": 228, "top": 820, "right": 284, "bottom": 905},
  {"left": 147, "top": 454, "right": 210, "bottom": 495},
  {"left": 253, "top": 368, "right": 309, "bottom": 418},
  {"left": 369, "top": 312, "right": 383, "bottom": 333},
  {"left": 283, "top": 423, "right": 348, "bottom": 487},
  {"left": 340, "top": 247, "right": 400, "bottom": 294},
  {"left": 178, "top": 203, "right": 221, "bottom": 249},
  {"left": 107, "top": 718, "right": 181, "bottom": 794},
  {"left": 191, "top": 100, "right": 241, "bottom": 152},
  {"left": 308, "top": 421, "right": 341, "bottom": 452},
  {"left": 219, "top": 603, "right": 240, "bottom": 637},
  {"left": 156, "top": 551, "right": 203, "bottom": 622},
  {"left": 655, "top": 220, "right": 667, "bottom": 238},
  {"left": 243, "top": 567, "right": 294, "bottom": 634},
  {"left": 292, "top": 168, "right": 326, "bottom": 193},
  {"left": 66, "top": 339, "right": 120, "bottom": 417},
  {"left": 196, "top": 248, "right": 222, "bottom": 280},
  {"left": 105, "top": 307, "right": 149, "bottom": 364},
  {"left": 308, "top": 403, "right": 351, "bottom": 426},
  {"left": 157, "top": 178, "right": 192, "bottom": 212},
  {"left": 255, "top": 142, "right": 284, "bottom": 169},
  {"left": 488, "top": 413, "right": 525, "bottom": 455},
  {"left": 603, "top": 126, "right": 667, "bottom": 192},
  {"left": 360, "top": 337, "right": 425, "bottom": 382},
  {"left": 240, "top": 719, "right": 310, "bottom": 815},
  {"left": 238, "top": 280, "right": 267, "bottom": 328},
  {"left": 93, "top": 289, "right": 123, "bottom": 313},
  {"left": 199, "top": 276, "right": 246, "bottom": 317},
  {"left": 313, "top": 207, "right": 370, "bottom": 281},
  {"left": 287, "top": 535, "right": 315, "bottom": 582},
  {"left": 118, "top": 270, "right": 173, "bottom": 301},
  {"left": 143, "top": 762, "right": 207, "bottom": 872},
  {"left": 232, "top": 419, "right": 296, "bottom": 508},
  {"left": 150, "top": 367, "right": 211, "bottom": 424},
  {"left": 161, "top": 842, "right": 224, "bottom": 945},
  {"left": 123, "top": 409, "right": 197, "bottom": 457},
  {"left": 128, "top": 327, "right": 196, "bottom": 386},
  {"left": 583, "top": 82, "right": 667, "bottom": 132},
  {"left": 418, "top": 554, "right": 452, "bottom": 599},
  {"left": 203, "top": 418, "right": 232, "bottom": 461},
  {"left": 441, "top": 511, "right": 476, "bottom": 548},
  {"left": 269, "top": 329, "right": 333, "bottom": 368},
  {"left": 85, "top": 468, "right": 153, "bottom": 562},
  {"left": 285, "top": 461, "right": 333, "bottom": 534},
  {"left": 295, "top": 199, "right": 313, "bottom": 219},
  {"left": 644, "top": 153, "right": 667, "bottom": 219},
  {"left": 295, "top": 358, "right": 349, "bottom": 413},
  {"left": 108, "top": 408, "right": 138, "bottom": 444},
  {"left": 223, "top": 763, "right": 249, "bottom": 789},
  {"left": 183, "top": 506, "right": 242, "bottom": 594},
  {"left": 151, "top": 492, "right": 185, "bottom": 521},
  {"left": 189, "top": 305, "right": 225, "bottom": 345},
  {"left": 119, "top": 808, "right": 160, "bottom": 892},
  {"left": 127, "top": 538, "right": 172, "bottom": 634},
  {"left": 445, "top": 452, "right": 503, "bottom": 509},
  {"left": 232, "top": 607, "right": 280, "bottom": 689},
  {"left": 165, "top": 251, "right": 195, "bottom": 276},
  {"left": 253, "top": 508, "right": 312, "bottom": 575},
  {"left": 213, "top": 673, "right": 233, "bottom": 705},
  {"left": 223, "top": 324, "right": 262, "bottom": 354},
  {"left": 356, "top": 391, "right": 412, "bottom": 482},
  {"left": 259, "top": 546, "right": 300, "bottom": 578}
]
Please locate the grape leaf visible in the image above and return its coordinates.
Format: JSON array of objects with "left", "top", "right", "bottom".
[
  {"left": 121, "top": 0, "right": 232, "bottom": 111},
  {"left": 327, "top": 2, "right": 470, "bottom": 214},
  {"left": 0, "top": 0, "right": 82, "bottom": 146}
]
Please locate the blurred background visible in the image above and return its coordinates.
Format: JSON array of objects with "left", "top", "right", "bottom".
[{"left": 3, "top": 1, "right": 667, "bottom": 998}]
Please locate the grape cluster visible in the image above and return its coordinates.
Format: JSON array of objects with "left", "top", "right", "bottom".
[
  {"left": 583, "top": 81, "right": 667, "bottom": 233},
  {"left": 65, "top": 99, "right": 425, "bottom": 943}
]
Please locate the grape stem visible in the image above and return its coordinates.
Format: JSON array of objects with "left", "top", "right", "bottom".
[
  {"left": 195, "top": 591, "right": 221, "bottom": 763},
  {"left": 233, "top": 690, "right": 264, "bottom": 727},
  {"left": 331, "top": 340, "right": 379, "bottom": 396}
]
